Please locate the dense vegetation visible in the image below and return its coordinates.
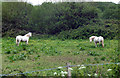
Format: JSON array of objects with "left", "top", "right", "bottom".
[
  {"left": 2, "top": 37, "right": 120, "bottom": 76},
  {"left": 2, "top": 2, "right": 119, "bottom": 39},
  {"left": 1, "top": 1, "right": 120, "bottom": 77}
]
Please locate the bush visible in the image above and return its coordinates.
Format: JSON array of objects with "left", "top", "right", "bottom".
[{"left": 57, "top": 22, "right": 118, "bottom": 40}]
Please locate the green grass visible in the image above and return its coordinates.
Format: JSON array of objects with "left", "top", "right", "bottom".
[
  {"left": 0, "top": 38, "right": 2, "bottom": 74},
  {"left": 1, "top": 37, "right": 120, "bottom": 76}
]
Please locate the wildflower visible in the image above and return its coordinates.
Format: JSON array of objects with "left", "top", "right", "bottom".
[
  {"left": 81, "top": 65, "right": 85, "bottom": 67},
  {"left": 82, "top": 66, "right": 86, "bottom": 68},
  {"left": 107, "top": 69, "right": 112, "bottom": 71},
  {"left": 58, "top": 73, "right": 60, "bottom": 76},
  {"left": 94, "top": 73, "right": 97, "bottom": 77},
  {"left": 117, "top": 63, "right": 120, "bottom": 65},
  {"left": 61, "top": 71, "right": 68, "bottom": 75},
  {"left": 61, "top": 74, "right": 65, "bottom": 77},
  {"left": 58, "top": 66, "right": 63, "bottom": 69},
  {"left": 88, "top": 74, "right": 91, "bottom": 76},
  {"left": 78, "top": 66, "right": 86, "bottom": 70},
  {"left": 61, "top": 71, "right": 64, "bottom": 74},
  {"left": 79, "top": 67, "right": 82, "bottom": 70},
  {"left": 61, "top": 71, "right": 65, "bottom": 77},
  {"left": 68, "top": 68, "right": 73, "bottom": 70},
  {"left": 54, "top": 72, "right": 57, "bottom": 75},
  {"left": 64, "top": 71, "right": 68, "bottom": 74},
  {"left": 77, "top": 65, "right": 80, "bottom": 66}
]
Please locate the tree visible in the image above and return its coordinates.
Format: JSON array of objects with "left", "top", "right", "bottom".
[{"left": 2, "top": 2, "right": 33, "bottom": 36}]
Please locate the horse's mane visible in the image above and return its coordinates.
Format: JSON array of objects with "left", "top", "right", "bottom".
[{"left": 24, "top": 32, "right": 32, "bottom": 37}]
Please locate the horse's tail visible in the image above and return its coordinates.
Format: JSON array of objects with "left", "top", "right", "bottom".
[
  {"left": 16, "top": 36, "right": 19, "bottom": 45},
  {"left": 16, "top": 37, "right": 18, "bottom": 44},
  {"left": 101, "top": 37, "right": 104, "bottom": 48}
]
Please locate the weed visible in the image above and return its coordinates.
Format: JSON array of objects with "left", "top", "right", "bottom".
[
  {"left": 79, "top": 47, "right": 85, "bottom": 51},
  {"left": 2, "top": 37, "right": 119, "bottom": 76},
  {"left": 4, "top": 50, "right": 11, "bottom": 54},
  {"left": 88, "top": 51, "right": 100, "bottom": 56},
  {"left": 8, "top": 55, "right": 17, "bottom": 62},
  {"left": 101, "top": 56, "right": 106, "bottom": 61}
]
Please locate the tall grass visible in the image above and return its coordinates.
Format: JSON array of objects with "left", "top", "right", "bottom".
[{"left": 2, "top": 37, "right": 119, "bottom": 76}]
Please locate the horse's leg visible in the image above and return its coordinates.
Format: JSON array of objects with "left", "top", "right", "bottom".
[
  {"left": 99, "top": 41, "right": 101, "bottom": 47},
  {"left": 16, "top": 40, "right": 19, "bottom": 46},
  {"left": 95, "top": 42, "right": 97, "bottom": 47},
  {"left": 26, "top": 40, "right": 28, "bottom": 45},
  {"left": 16, "top": 39, "right": 18, "bottom": 46},
  {"left": 102, "top": 41, "right": 104, "bottom": 48},
  {"left": 17, "top": 40, "right": 20, "bottom": 46},
  {"left": 16, "top": 39, "right": 17, "bottom": 45}
]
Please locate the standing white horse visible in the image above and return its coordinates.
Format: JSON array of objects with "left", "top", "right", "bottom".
[
  {"left": 89, "top": 36, "right": 104, "bottom": 48},
  {"left": 16, "top": 32, "right": 32, "bottom": 46}
]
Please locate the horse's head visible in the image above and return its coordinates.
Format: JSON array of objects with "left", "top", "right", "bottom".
[
  {"left": 25, "top": 32, "right": 32, "bottom": 37},
  {"left": 89, "top": 36, "right": 96, "bottom": 42},
  {"left": 28, "top": 32, "right": 32, "bottom": 37},
  {"left": 89, "top": 37, "right": 92, "bottom": 42}
]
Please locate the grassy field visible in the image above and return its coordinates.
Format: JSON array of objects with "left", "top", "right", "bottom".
[
  {"left": 0, "top": 38, "right": 2, "bottom": 74},
  {"left": 1, "top": 37, "right": 120, "bottom": 76}
]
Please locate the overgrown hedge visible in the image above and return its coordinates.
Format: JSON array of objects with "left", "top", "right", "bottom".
[
  {"left": 58, "top": 22, "right": 118, "bottom": 39},
  {"left": 2, "top": 2, "right": 119, "bottom": 39}
]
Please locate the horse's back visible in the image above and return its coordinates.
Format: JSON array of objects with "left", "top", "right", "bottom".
[
  {"left": 94, "top": 37, "right": 99, "bottom": 42},
  {"left": 94, "top": 36, "right": 104, "bottom": 42},
  {"left": 16, "top": 35, "right": 22, "bottom": 39},
  {"left": 99, "top": 36, "right": 103, "bottom": 38},
  {"left": 16, "top": 35, "right": 25, "bottom": 41},
  {"left": 99, "top": 36, "right": 104, "bottom": 40}
]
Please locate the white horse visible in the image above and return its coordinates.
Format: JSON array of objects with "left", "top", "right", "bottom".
[
  {"left": 89, "top": 36, "right": 104, "bottom": 48},
  {"left": 16, "top": 32, "right": 32, "bottom": 46}
]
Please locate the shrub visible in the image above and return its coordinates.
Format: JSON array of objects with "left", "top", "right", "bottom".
[{"left": 88, "top": 51, "right": 100, "bottom": 56}]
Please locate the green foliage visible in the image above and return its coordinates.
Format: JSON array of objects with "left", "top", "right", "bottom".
[
  {"left": 88, "top": 51, "right": 100, "bottom": 56},
  {"left": 101, "top": 56, "right": 106, "bottom": 61},
  {"left": 2, "top": 37, "right": 120, "bottom": 76},
  {"left": 58, "top": 21, "right": 118, "bottom": 39},
  {"left": 2, "top": 2, "right": 119, "bottom": 39},
  {"left": 102, "top": 4, "right": 119, "bottom": 19},
  {"left": 2, "top": 2, "right": 119, "bottom": 76},
  {"left": 2, "top": 2, "right": 33, "bottom": 36}
]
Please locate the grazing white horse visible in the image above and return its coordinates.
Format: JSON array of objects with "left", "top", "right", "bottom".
[
  {"left": 89, "top": 36, "right": 104, "bottom": 48},
  {"left": 16, "top": 32, "right": 32, "bottom": 46}
]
